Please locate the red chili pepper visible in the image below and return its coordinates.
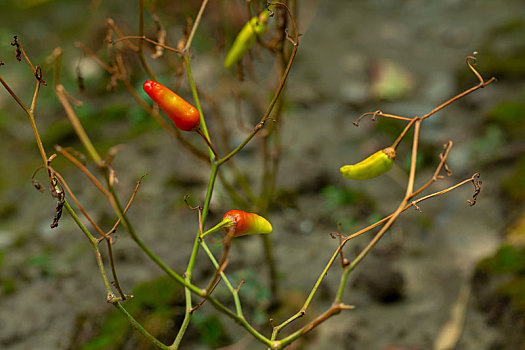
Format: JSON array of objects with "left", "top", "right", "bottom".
[
  {"left": 222, "top": 210, "right": 272, "bottom": 237},
  {"left": 143, "top": 80, "right": 200, "bottom": 131}
]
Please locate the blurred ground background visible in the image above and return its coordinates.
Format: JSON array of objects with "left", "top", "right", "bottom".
[{"left": 0, "top": 0, "right": 524, "bottom": 349}]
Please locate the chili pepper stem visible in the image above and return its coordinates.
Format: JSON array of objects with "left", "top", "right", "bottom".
[
  {"left": 201, "top": 218, "right": 232, "bottom": 239},
  {"left": 196, "top": 127, "right": 219, "bottom": 159},
  {"left": 390, "top": 117, "right": 418, "bottom": 150}
]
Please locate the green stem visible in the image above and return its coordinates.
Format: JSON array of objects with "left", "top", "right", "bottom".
[
  {"left": 63, "top": 201, "right": 116, "bottom": 299},
  {"left": 187, "top": 163, "right": 218, "bottom": 275},
  {"left": 335, "top": 202, "right": 406, "bottom": 303},
  {"left": 272, "top": 242, "right": 343, "bottom": 340},
  {"left": 104, "top": 175, "right": 270, "bottom": 347},
  {"left": 200, "top": 218, "right": 231, "bottom": 239},
  {"left": 201, "top": 241, "right": 244, "bottom": 317},
  {"left": 171, "top": 292, "right": 192, "bottom": 349},
  {"left": 276, "top": 303, "right": 350, "bottom": 350},
  {"left": 106, "top": 179, "right": 201, "bottom": 293},
  {"left": 114, "top": 303, "right": 170, "bottom": 350},
  {"left": 63, "top": 200, "right": 97, "bottom": 245},
  {"left": 176, "top": 163, "right": 219, "bottom": 346},
  {"left": 184, "top": 55, "right": 215, "bottom": 161}
]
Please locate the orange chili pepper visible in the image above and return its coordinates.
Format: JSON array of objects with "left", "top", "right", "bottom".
[
  {"left": 222, "top": 210, "right": 272, "bottom": 237},
  {"left": 143, "top": 80, "right": 200, "bottom": 131}
]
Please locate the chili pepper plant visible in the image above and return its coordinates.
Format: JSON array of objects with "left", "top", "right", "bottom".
[{"left": 0, "top": 1, "right": 495, "bottom": 349}]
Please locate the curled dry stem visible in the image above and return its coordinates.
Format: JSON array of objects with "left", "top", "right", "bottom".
[
  {"left": 468, "top": 173, "right": 482, "bottom": 206},
  {"left": 420, "top": 52, "right": 495, "bottom": 121},
  {"left": 355, "top": 53, "right": 496, "bottom": 130},
  {"left": 183, "top": 194, "right": 201, "bottom": 212},
  {"left": 11, "top": 36, "right": 35, "bottom": 73},
  {"left": 412, "top": 173, "right": 481, "bottom": 210},
  {"left": 466, "top": 52, "right": 484, "bottom": 84},
  {"left": 353, "top": 110, "right": 412, "bottom": 126},
  {"left": 30, "top": 165, "right": 47, "bottom": 193}
]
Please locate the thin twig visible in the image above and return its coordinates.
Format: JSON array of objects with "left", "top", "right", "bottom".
[
  {"left": 55, "top": 145, "right": 112, "bottom": 199},
  {"left": 11, "top": 36, "right": 36, "bottom": 73},
  {"left": 421, "top": 54, "right": 495, "bottom": 121},
  {"left": 410, "top": 141, "right": 454, "bottom": 199},
  {"left": 111, "top": 35, "right": 183, "bottom": 56},
  {"left": 105, "top": 174, "right": 147, "bottom": 238},
  {"left": 51, "top": 169, "right": 108, "bottom": 240},
  {"left": 184, "top": 0, "right": 210, "bottom": 52},
  {"left": 106, "top": 18, "right": 139, "bottom": 51},
  {"left": 354, "top": 110, "right": 412, "bottom": 126},
  {"left": 75, "top": 41, "right": 114, "bottom": 72},
  {"left": 137, "top": 0, "right": 157, "bottom": 80}
]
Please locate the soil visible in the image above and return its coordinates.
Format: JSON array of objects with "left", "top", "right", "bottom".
[{"left": 0, "top": 0, "right": 523, "bottom": 349}]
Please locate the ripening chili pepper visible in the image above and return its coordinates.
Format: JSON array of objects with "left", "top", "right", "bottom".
[
  {"left": 222, "top": 210, "right": 272, "bottom": 237},
  {"left": 340, "top": 147, "right": 396, "bottom": 180},
  {"left": 224, "top": 8, "right": 272, "bottom": 68},
  {"left": 143, "top": 80, "right": 200, "bottom": 131}
]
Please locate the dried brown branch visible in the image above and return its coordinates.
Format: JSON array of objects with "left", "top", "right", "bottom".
[
  {"left": 410, "top": 141, "right": 454, "bottom": 199},
  {"left": 110, "top": 35, "right": 183, "bottom": 56},
  {"left": 105, "top": 174, "right": 147, "bottom": 237},
  {"left": 106, "top": 18, "right": 139, "bottom": 51},
  {"left": 353, "top": 110, "right": 412, "bottom": 126},
  {"left": 11, "top": 36, "right": 35, "bottom": 73},
  {"left": 55, "top": 145, "right": 111, "bottom": 199},
  {"left": 420, "top": 53, "right": 495, "bottom": 121}
]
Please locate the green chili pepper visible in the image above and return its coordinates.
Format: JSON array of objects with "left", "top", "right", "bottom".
[
  {"left": 224, "top": 8, "right": 272, "bottom": 68},
  {"left": 340, "top": 147, "right": 396, "bottom": 180}
]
